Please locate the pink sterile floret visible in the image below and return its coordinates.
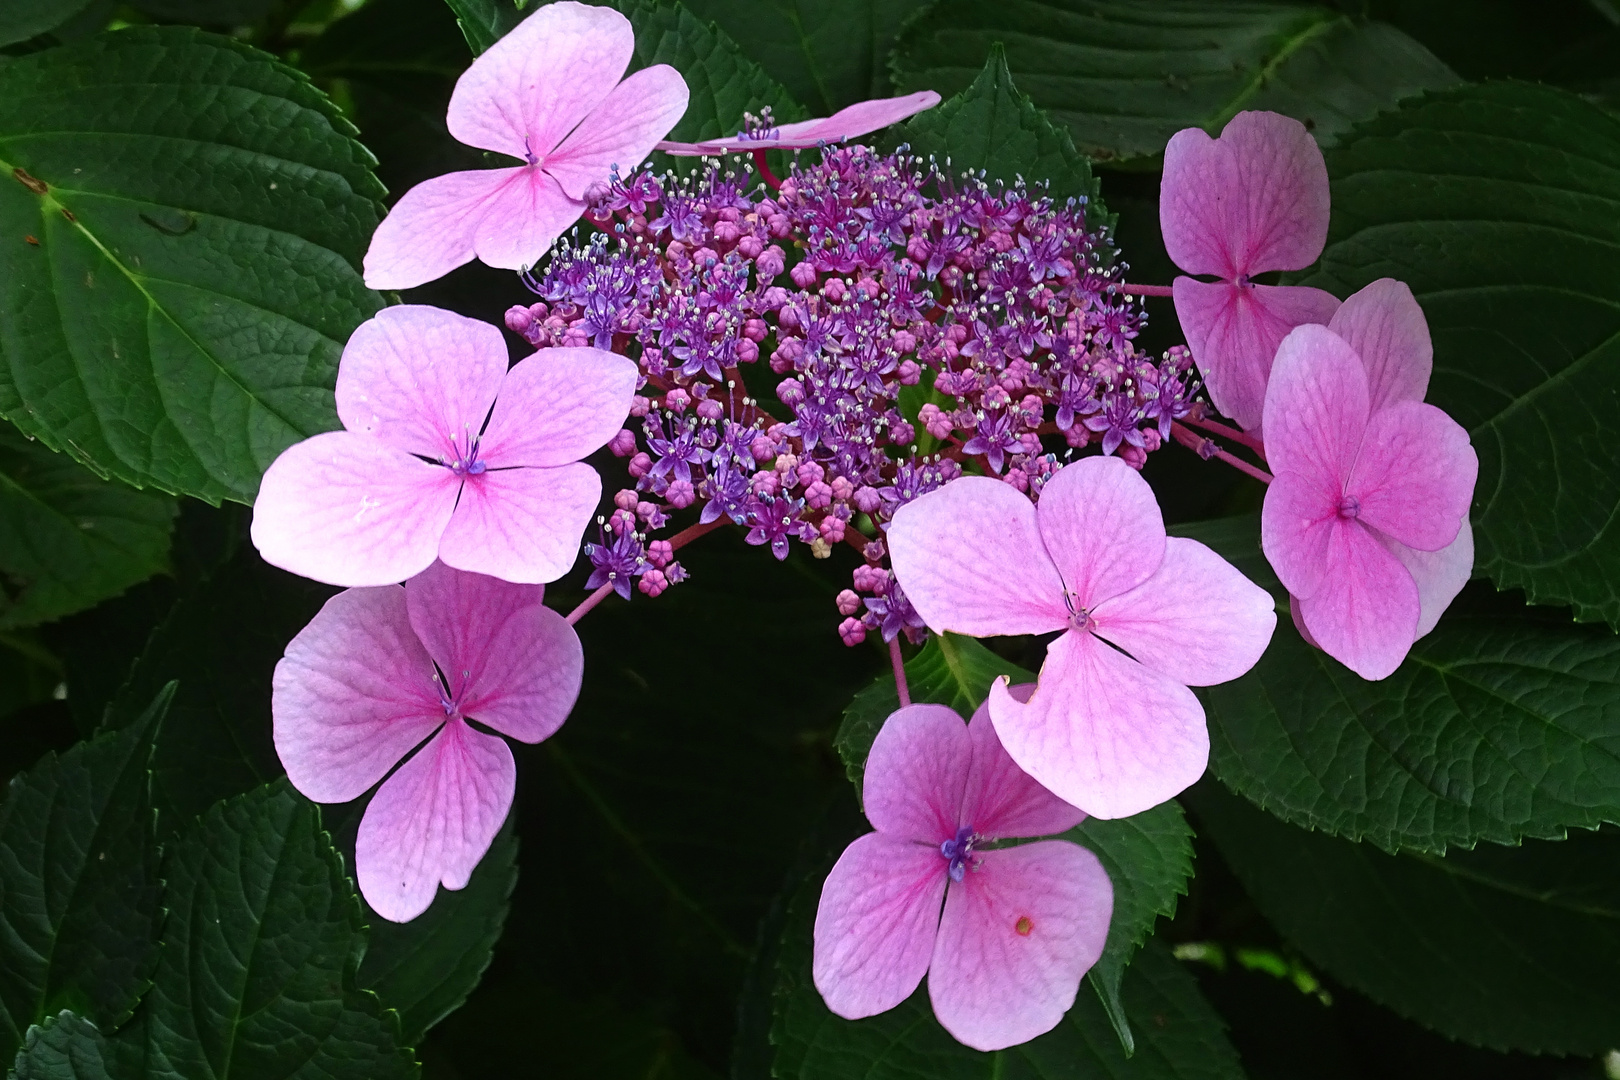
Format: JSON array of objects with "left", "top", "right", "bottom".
[
  {"left": 251, "top": 305, "right": 636, "bottom": 588},
  {"left": 814, "top": 699, "right": 1111, "bottom": 1052},
  {"left": 1160, "top": 110, "right": 1341, "bottom": 432},
  {"left": 363, "top": 1, "right": 689, "bottom": 289},
  {"left": 888, "top": 456, "right": 1276, "bottom": 818},
  {"left": 273, "top": 560, "right": 583, "bottom": 922},
  {"left": 1260, "top": 278, "right": 1478, "bottom": 681},
  {"left": 657, "top": 91, "right": 941, "bottom": 155}
]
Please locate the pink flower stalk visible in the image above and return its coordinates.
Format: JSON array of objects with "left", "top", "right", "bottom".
[
  {"left": 888, "top": 457, "right": 1276, "bottom": 818},
  {"left": 1160, "top": 111, "right": 1341, "bottom": 432},
  {"left": 273, "top": 561, "right": 583, "bottom": 921},
  {"left": 1261, "top": 278, "right": 1478, "bottom": 680},
  {"left": 814, "top": 699, "right": 1111, "bottom": 1051},
  {"left": 363, "top": 1, "right": 689, "bottom": 289},
  {"left": 656, "top": 91, "right": 941, "bottom": 155},
  {"left": 252, "top": 305, "right": 636, "bottom": 587}
]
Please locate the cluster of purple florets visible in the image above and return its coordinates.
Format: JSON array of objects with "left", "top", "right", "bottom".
[{"left": 507, "top": 145, "right": 1203, "bottom": 643}]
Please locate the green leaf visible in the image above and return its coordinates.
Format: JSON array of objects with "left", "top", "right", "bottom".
[
  {"left": 1182, "top": 513, "right": 1620, "bottom": 853},
  {"left": 898, "top": 45, "right": 1111, "bottom": 228},
  {"left": 0, "top": 425, "right": 176, "bottom": 630},
  {"left": 680, "top": 0, "right": 932, "bottom": 115},
  {"left": 127, "top": 0, "right": 272, "bottom": 25},
  {"left": 1188, "top": 779, "right": 1620, "bottom": 1054},
  {"left": 769, "top": 867, "right": 1243, "bottom": 1079},
  {"left": 136, "top": 781, "right": 418, "bottom": 1079},
  {"left": 0, "top": 687, "right": 168, "bottom": 1066},
  {"left": 0, "top": 27, "right": 385, "bottom": 505},
  {"left": 0, "top": 1, "right": 96, "bottom": 49},
  {"left": 891, "top": 0, "right": 1458, "bottom": 166},
  {"left": 442, "top": 0, "right": 526, "bottom": 54},
  {"left": 1297, "top": 80, "right": 1620, "bottom": 627},
  {"left": 11, "top": 1011, "right": 112, "bottom": 1080},
  {"left": 357, "top": 812, "right": 518, "bottom": 1045}
]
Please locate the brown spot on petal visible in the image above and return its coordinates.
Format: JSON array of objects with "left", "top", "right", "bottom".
[{"left": 1014, "top": 916, "right": 1034, "bottom": 936}]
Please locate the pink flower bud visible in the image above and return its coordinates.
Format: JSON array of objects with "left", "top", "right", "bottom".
[
  {"left": 750, "top": 434, "right": 777, "bottom": 462},
  {"left": 638, "top": 569, "right": 669, "bottom": 597},
  {"left": 893, "top": 330, "right": 917, "bottom": 354},
  {"left": 836, "top": 589, "right": 862, "bottom": 616},
  {"left": 774, "top": 453, "right": 798, "bottom": 474},
  {"left": 853, "top": 486, "right": 883, "bottom": 514},
  {"left": 852, "top": 564, "right": 888, "bottom": 594},
  {"left": 756, "top": 245, "right": 786, "bottom": 279},
  {"left": 982, "top": 385, "right": 1010, "bottom": 410},
  {"left": 1064, "top": 425, "right": 1090, "bottom": 448},
  {"left": 1002, "top": 468, "right": 1029, "bottom": 493},
  {"left": 629, "top": 395, "right": 651, "bottom": 418},
  {"left": 790, "top": 262, "right": 818, "bottom": 289},
  {"left": 696, "top": 398, "right": 724, "bottom": 420},
  {"left": 897, "top": 359, "right": 921, "bottom": 385},
  {"left": 890, "top": 420, "right": 915, "bottom": 445},
  {"left": 608, "top": 429, "right": 637, "bottom": 457},
  {"left": 713, "top": 220, "right": 741, "bottom": 245},
  {"left": 737, "top": 234, "right": 765, "bottom": 259},
  {"left": 613, "top": 489, "right": 640, "bottom": 512},
  {"left": 664, "top": 388, "right": 690, "bottom": 413},
  {"left": 819, "top": 515, "right": 846, "bottom": 543},
  {"left": 805, "top": 480, "right": 833, "bottom": 509},
  {"left": 647, "top": 539, "right": 674, "bottom": 567},
  {"left": 830, "top": 475, "right": 855, "bottom": 501},
  {"left": 767, "top": 213, "right": 791, "bottom": 237},
  {"left": 751, "top": 470, "right": 780, "bottom": 497},
  {"left": 628, "top": 452, "right": 652, "bottom": 479},
  {"left": 906, "top": 236, "right": 930, "bottom": 264},
  {"left": 609, "top": 508, "right": 636, "bottom": 534},
  {"left": 504, "top": 305, "right": 534, "bottom": 334},
  {"left": 822, "top": 277, "right": 847, "bottom": 303},
  {"left": 1120, "top": 444, "right": 1148, "bottom": 471},
  {"left": 666, "top": 479, "right": 696, "bottom": 509},
  {"left": 796, "top": 460, "right": 824, "bottom": 486},
  {"left": 1142, "top": 428, "right": 1163, "bottom": 452},
  {"left": 838, "top": 616, "right": 867, "bottom": 647},
  {"left": 735, "top": 339, "right": 759, "bottom": 364},
  {"left": 561, "top": 326, "right": 589, "bottom": 347}
]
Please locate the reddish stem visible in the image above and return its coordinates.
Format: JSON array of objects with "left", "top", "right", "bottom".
[
  {"left": 1119, "top": 282, "right": 1174, "bottom": 297},
  {"left": 1170, "top": 421, "right": 1274, "bottom": 485},
  {"left": 1180, "top": 413, "right": 1266, "bottom": 457},
  {"left": 890, "top": 637, "right": 912, "bottom": 707},
  {"left": 564, "top": 517, "right": 728, "bottom": 625},
  {"left": 751, "top": 149, "right": 782, "bottom": 191}
]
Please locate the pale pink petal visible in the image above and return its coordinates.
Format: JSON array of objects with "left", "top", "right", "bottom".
[
  {"left": 813, "top": 833, "right": 946, "bottom": 1020},
  {"left": 1092, "top": 537, "right": 1276, "bottom": 686},
  {"left": 863, "top": 704, "right": 971, "bottom": 844},
  {"left": 251, "top": 431, "right": 460, "bottom": 588},
  {"left": 1350, "top": 401, "right": 1478, "bottom": 551},
  {"left": 659, "top": 91, "right": 942, "bottom": 155},
  {"left": 961, "top": 689, "right": 1084, "bottom": 841},
  {"left": 363, "top": 168, "right": 516, "bottom": 291},
  {"left": 480, "top": 348, "right": 638, "bottom": 468},
  {"left": 1034, "top": 456, "right": 1165, "bottom": 609},
  {"left": 1383, "top": 516, "right": 1473, "bottom": 640},
  {"left": 1261, "top": 468, "right": 1341, "bottom": 601},
  {"left": 335, "top": 306, "right": 506, "bottom": 459},
  {"left": 988, "top": 631, "right": 1209, "bottom": 819},
  {"left": 447, "top": 0, "right": 633, "bottom": 160},
  {"left": 1328, "top": 278, "right": 1432, "bottom": 410},
  {"left": 356, "top": 718, "right": 514, "bottom": 922},
  {"left": 928, "top": 841, "right": 1112, "bottom": 1052},
  {"left": 1289, "top": 595, "right": 1320, "bottom": 648},
  {"left": 888, "top": 476, "right": 1067, "bottom": 637},
  {"left": 546, "top": 65, "right": 689, "bottom": 199},
  {"left": 1175, "top": 277, "right": 1341, "bottom": 432},
  {"left": 404, "top": 561, "right": 582, "bottom": 743},
  {"left": 470, "top": 167, "right": 587, "bottom": 272},
  {"left": 1262, "top": 322, "right": 1369, "bottom": 487},
  {"left": 437, "top": 462, "right": 600, "bottom": 584},
  {"left": 1297, "top": 521, "right": 1421, "bottom": 681},
  {"left": 273, "top": 585, "right": 444, "bottom": 804},
  {"left": 1160, "top": 127, "right": 1243, "bottom": 279}
]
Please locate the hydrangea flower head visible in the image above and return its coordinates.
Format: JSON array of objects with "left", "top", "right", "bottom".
[
  {"left": 273, "top": 561, "right": 583, "bottom": 921},
  {"left": 888, "top": 456, "right": 1276, "bottom": 817},
  {"left": 1261, "top": 278, "right": 1478, "bottom": 680},
  {"left": 1161, "top": 110, "right": 1341, "bottom": 431},
  {"left": 252, "top": 305, "right": 636, "bottom": 587},
  {"left": 363, "top": 1, "right": 689, "bottom": 288},
  {"left": 814, "top": 699, "right": 1112, "bottom": 1051},
  {"left": 657, "top": 91, "right": 940, "bottom": 155}
]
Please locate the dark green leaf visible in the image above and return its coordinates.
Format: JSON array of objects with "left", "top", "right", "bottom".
[
  {"left": 0, "top": 0, "right": 95, "bottom": 49},
  {"left": 302, "top": 0, "right": 471, "bottom": 87},
  {"left": 136, "top": 781, "right": 418, "bottom": 1079},
  {"left": 1189, "top": 779, "right": 1620, "bottom": 1054},
  {"left": 1299, "top": 80, "right": 1620, "bottom": 626},
  {"left": 0, "top": 27, "right": 385, "bottom": 504},
  {"left": 0, "top": 687, "right": 167, "bottom": 1066},
  {"left": 11, "top": 1011, "right": 112, "bottom": 1080},
  {"left": 891, "top": 0, "right": 1458, "bottom": 166},
  {"left": 0, "top": 425, "right": 175, "bottom": 630},
  {"left": 442, "top": 0, "right": 526, "bottom": 54},
  {"left": 357, "top": 812, "right": 518, "bottom": 1045},
  {"left": 0, "top": 631, "right": 62, "bottom": 723},
  {"left": 128, "top": 0, "right": 272, "bottom": 25},
  {"left": 1183, "top": 513, "right": 1620, "bottom": 853}
]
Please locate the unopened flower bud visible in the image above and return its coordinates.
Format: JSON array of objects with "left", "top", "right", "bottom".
[
  {"left": 1120, "top": 444, "right": 1148, "bottom": 470},
  {"left": 629, "top": 395, "right": 652, "bottom": 418},
  {"left": 664, "top": 387, "right": 690, "bottom": 413},
  {"left": 647, "top": 539, "right": 674, "bottom": 567},
  {"left": 822, "top": 277, "right": 848, "bottom": 303},
  {"left": 810, "top": 537, "right": 832, "bottom": 559},
  {"left": 613, "top": 489, "right": 640, "bottom": 512},
  {"left": 852, "top": 564, "right": 887, "bottom": 594},
  {"left": 756, "top": 245, "right": 786, "bottom": 279},
  {"left": 713, "top": 220, "right": 742, "bottom": 245},
  {"left": 897, "top": 359, "right": 921, "bottom": 385},
  {"left": 737, "top": 234, "right": 765, "bottom": 259},
  {"left": 1002, "top": 468, "right": 1029, "bottom": 493},
  {"left": 666, "top": 479, "right": 696, "bottom": 508},
  {"left": 751, "top": 470, "right": 780, "bottom": 497},
  {"left": 504, "top": 305, "right": 534, "bottom": 334},
  {"left": 790, "top": 262, "right": 818, "bottom": 289},
  {"left": 796, "top": 460, "right": 825, "bottom": 486},
  {"left": 609, "top": 508, "right": 636, "bottom": 534},
  {"left": 853, "top": 486, "right": 882, "bottom": 514},
  {"left": 805, "top": 480, "right": 833, "bottom": 509},
  {"left": 750, "top": 434, "right": 777, "bottom": 462},
  {"left": 819, "top": 515, "right": 846, "bottom": 543},
  {"left": 838, "top": 617, "right": 867, "bottom": 646},
  {"left": 735, "top": 339, "right": 759, "bottom": 364},
  {"left": 628, "top": 452, "right": 652, "bottom": 479},
  {"left": 608, "top": 429, "right": 637, "bottom": 457},
  {"left": 830, "top": 475, "right": 855, "bottom": 501},
  {"left": 836, "top": 589, "right": 862, "bottom": 616},
  {"left": 638, "top": 569, "right": 669, "bottom": 597},
  {"left": 696, "top": 398, "right": 724, "bottom": 420}
]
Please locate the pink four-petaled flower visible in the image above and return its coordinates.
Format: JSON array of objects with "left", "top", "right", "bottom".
[
  {"left": 251, "top": 304, "right": 636, "bottom": 587},
  {"left": 656, "top": 90, "right": 941, "bottom": 155},
  {"left": 1261, "top": 278, "right": 1478, "bottom": 680},
  {"left": 814, "top": 699, "right": 1112, "bottom": 1051},
  {"left": 363, "top": 1, "right": 689, "bottom": 289},
  {"left": 273, "top": 561, "right": 583, "bottom": 922},
  {"left": 1161, "top": 110, "right": 1341, "bottom": 432},
  {"left": 888, "top": 456, "right": 1276, "bottom": 818}
]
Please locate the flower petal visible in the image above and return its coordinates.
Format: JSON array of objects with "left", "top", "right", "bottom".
[
  {"left": 1297, "top": 521, "right": 1421, "bottom": 680},
  {"left": 988, "top": 631, "right": 1209, "bottom": 819},
  {"left": 1384, "top": 516, "right": 1474, "bottom": 640},
  {"left": 546, "top": 65, "right": 690, "bottom": 199},
  {"left": 659, "top": 91, "right": 942, "bottom": 155},
  {"left": 863, "top": 703, "right": 971, "bottom": 844},
  {"left": 1159, "top": 126, "right": 1243, "bottom": 279},
  {"left": 362, "top": 168, "right": 514, "bottom": 291},
  {"left": 1351, "top": 400, "right": 1478, "bottom": 552},
  {"left": 1035, "top": 456, "right": 1165, "bottom": 610},
  {"left": 1328, "top": 277, "right": 1432, "bottom": 411},
  {"left": 356, "top": 718, "right": 514, "bottom": 922},
  {"left": 888, "top": 476, "right": 1067, "bottom": 637},
  {"left": 480, "top": 347, "right": 639, "bottom": 468},
  {"left": 404, "top": 561, "right": 582, "bottom": 743},
  {"left": 1261, "top": 468, "right": 1341, "bottom": 601},
  {"left": 470, "top": 166, "right": 587, "bottom": 272},
  {"left": 1175, "top": 277, "right": 1341, "bottom": 433},
  {"left": 812, "top": 832, "right": 946, "bottom": 1020},
  {"left": 251, "top": 431, "right": 460, "bottom": 588},
  {"left": 335, "top": 306, "right": 507, "bottom": 459},
  {"left": 928, "top": 840, "right": 1112, "bottom": 1052},
  {"left": 962, "top": 689, "right": 1085, "bottom": 841},
  {"left": 438, "top": 462, "right": 600, "bottom": 584},
  {"left": 1092, "top": 537, "right": 1276, "bottom": 686},
  {"left": 1262, "top": 322, "right": 1370, "bottom": 488},
  {"left": 273, "top": 585, "right": 444, "bottom": 804},
  {"left": 447, "top": 0, "right": 633, "bottom": 160}
]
